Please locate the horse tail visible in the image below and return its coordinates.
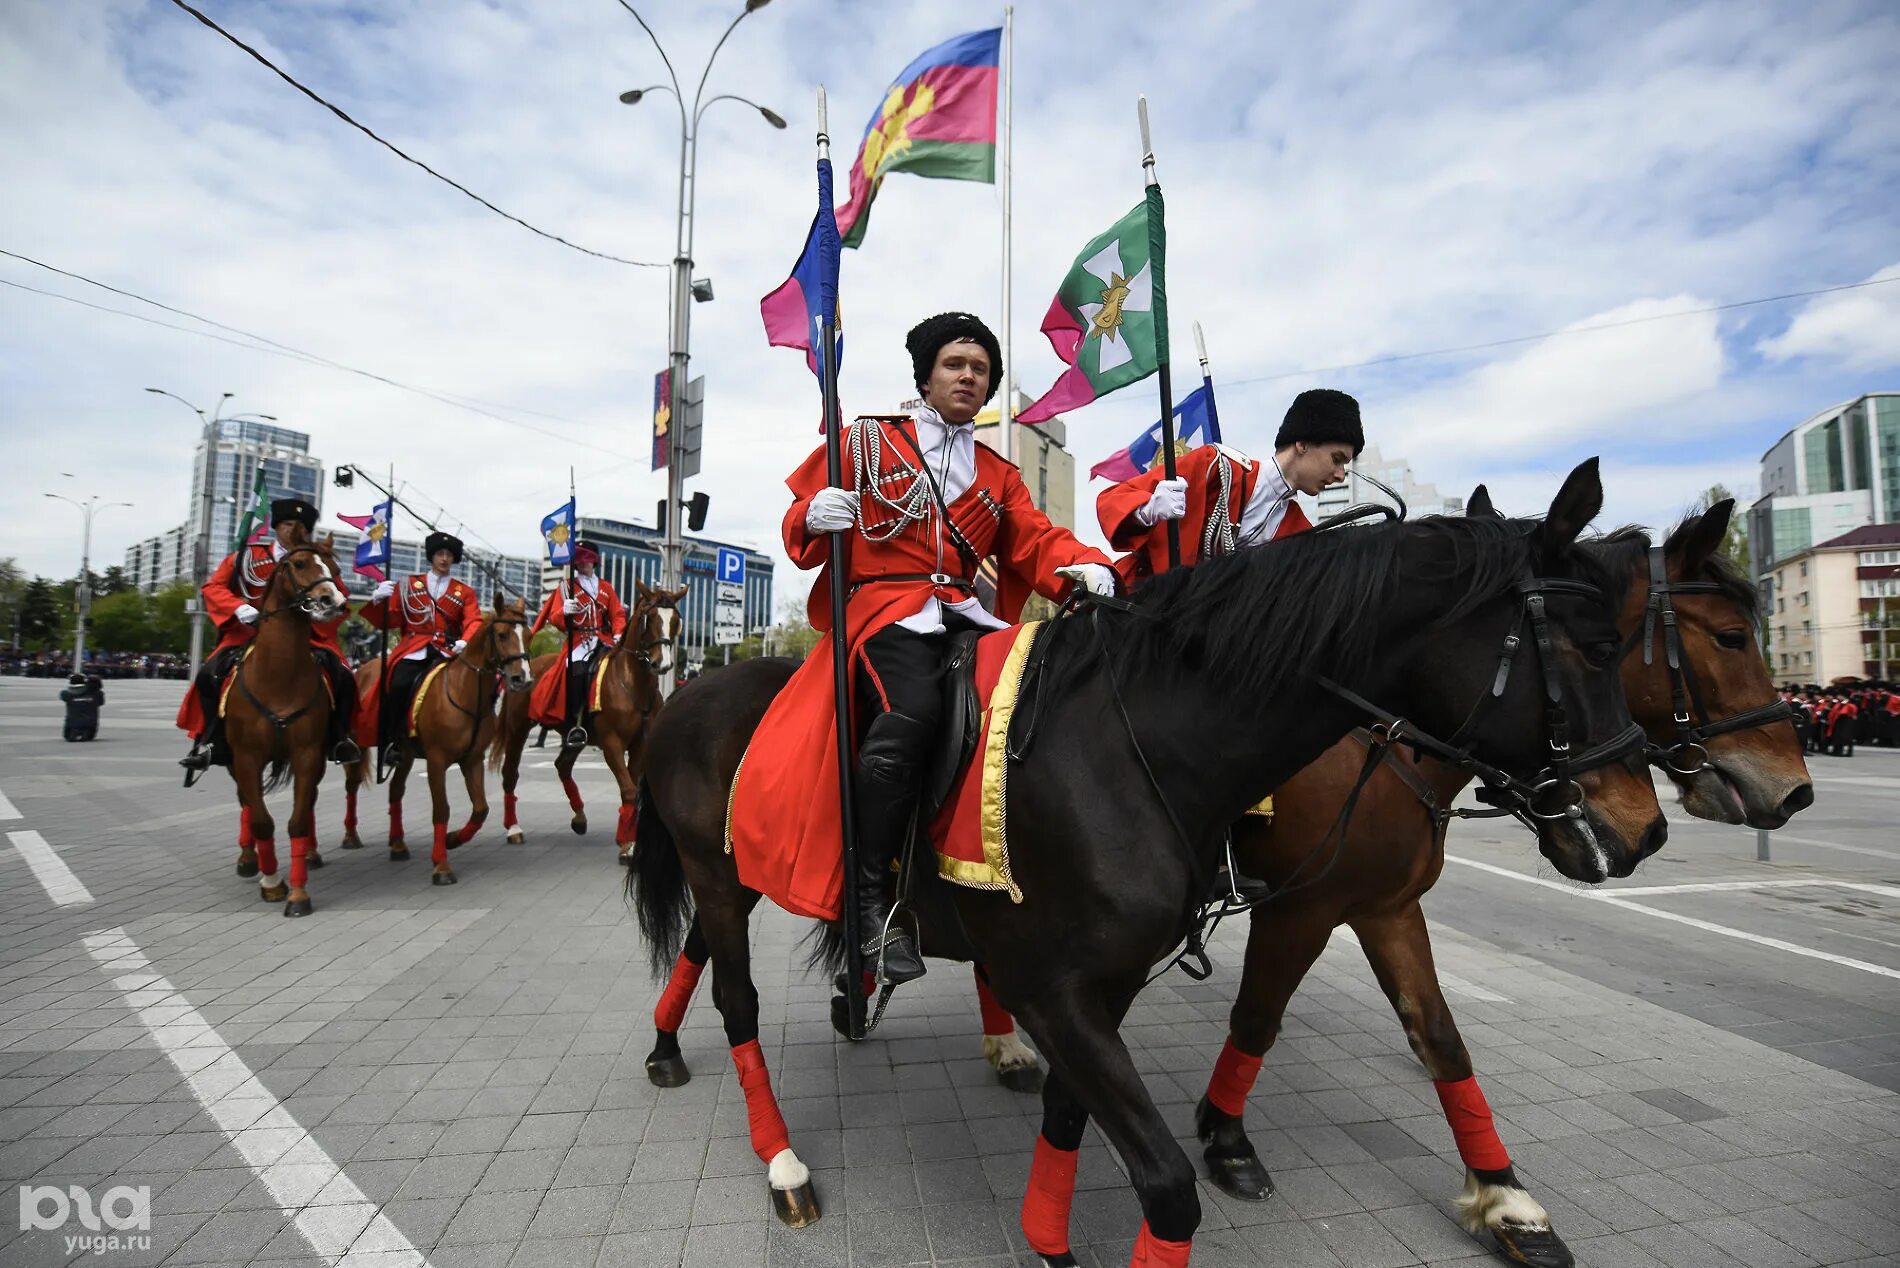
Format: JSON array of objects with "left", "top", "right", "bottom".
[
  {"left": 802, "top": 917, "right": 849, "bottom": 980},
  {"left": 486, "top": 703, "right": 510, "bottom": 775},
  {"left": 626, "top": 777, "right": 691, "bottom": 979},
  {"left": 261, "top": 751, "right": 292, "bottom": 794}
]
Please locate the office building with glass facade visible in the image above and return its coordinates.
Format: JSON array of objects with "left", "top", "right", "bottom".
[{"left": 1749, "top": 393, "right": 1900, "bottom": 610}]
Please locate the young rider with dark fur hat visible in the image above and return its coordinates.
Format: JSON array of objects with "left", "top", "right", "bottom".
[
  {"left": 363, "top": 531, "right": 483, "bottom": 766},
  {"left": 177, "top": 498, "right": 360, "bottom": 777},
  {"left": 735, "top": 312, "right": 1115, "bottom": 987},
  {"left": 1097, "top": 388, "right": 1365, "bottom": 589}
]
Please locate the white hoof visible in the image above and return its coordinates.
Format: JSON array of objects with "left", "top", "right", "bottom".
[
  {"left": 767, "top": 1147, "right": 810, "bottom": 1191},
  {"left": 982, "top": 1029, "right": 1039, "bottom": 1072},
  {"left": 506, "top": 829, "right": 525, "bottom": 844},
  {"left": 257, "top": 871, "right": 280, "bottom": 890},
  {"left": 1454, "top": 1170, "right": 1552, "bottom": 1236}
]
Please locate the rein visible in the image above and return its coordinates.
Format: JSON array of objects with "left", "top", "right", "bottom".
[
  {"left": 1628, "top": 545, "right": 1794, "bottom": 776},
  {"left": 231, "top": 549, "right": 339, "bottom": 737},
  {"left": 437, "top": 616, "right": 527, "bottom": 764}
]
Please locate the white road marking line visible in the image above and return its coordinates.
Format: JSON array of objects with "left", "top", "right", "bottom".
[
  {"left": 1761, "top": 833, "right": 1900, "bottom": 863},
  {"left": 81, "top": 929, "right": 432, "bottom": 1268},
  {"left": 6, "top": 830, "right": 93, "bottom": 906},
  {"left": 1807, "top": 774, "right": 1900, "bottom": 789},
  {"left": 1445, "top": 855, "right": 1900, "bottom": 981},
  {"left": 1330, "top": 925, "right": 1511, "bottom": 1002},
  {"left": 0, "top": 783, "right": 19, "bottom": 819},
  {"left": 1605, "top": 879, "right": 1900, "bottom": 899}
]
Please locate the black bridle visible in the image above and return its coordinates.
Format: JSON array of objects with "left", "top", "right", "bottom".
[
  {"left": 1321, "top": 564, "right": 1648, "bottom": 831},
  {"left": 252, "top": 546, "right": 347, "bottom": 623},
  {"left": 1628, "top": 545, "right": 1794, "bottom": 776}
]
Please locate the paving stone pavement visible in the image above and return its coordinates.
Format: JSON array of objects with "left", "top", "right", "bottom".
[{"left": 1, "top": 680, "right": 1897, "bottom": 1266}]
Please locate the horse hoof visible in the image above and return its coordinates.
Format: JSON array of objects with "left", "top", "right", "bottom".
[
  {"left": 235, "top": 859, "right": 259, "bottom": 879},
  {"left": 507, "top": 830, "right": 525, "bottom": 845},
  {"left": 770, "top": 1180, "right": 821, "bottom": 1228},
  {"left": 305, "top": 853, "right": 324, "bottom": 870},
  {"left": 570, "top": 817, "right": 587, "bottom": 836},
  {"left": 996, "top": 1063, "right": 1044, "bottom": 1095},
  {"left": 283, "top": 897, "right": 314, "bottom": 918},
  {"left": 389, "top": 846, "right": 409, "bottom": 861},
  {"left": 432, "top": 871, "right": 457, "bottom": 886},
  {"left": 340, "top": 835, "right": 363, "bottom": 850},
  {"left": 1493, "top": 1224, "right": 1574, "bottom": 1268},
  {"left": 618, "top": 850, "right": 634, "bottom": 866},
  {"left": 1205, "top": 1149, "right": 1274, "bottom": 1201},
  {"left": 645, "top": 1054, "right": 691, "bottom": 1088},
  {"left": 259, "top": 882, "right": 289, "bottom": 902},
  {"left": 1033, "top": 1253, "right": 1079, "bottom": 1267}
]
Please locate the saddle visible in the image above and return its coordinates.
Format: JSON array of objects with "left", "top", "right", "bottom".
[{"left": 920, "top": 629, "right": 985, "bottom": 821}]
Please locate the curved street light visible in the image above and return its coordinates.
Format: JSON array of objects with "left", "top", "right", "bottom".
[
  {"left": 43, "top": 492, "right": 133, "bottom": 671},
  {"left": 615, "top": 0, "right": 782, "bottom": 694}
]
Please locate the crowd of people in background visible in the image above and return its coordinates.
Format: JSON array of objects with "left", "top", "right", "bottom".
[
  {"left": 0, "top": 650, "right": 191, "bottom": 679},
  {"left": 1783, "top": 682, "right": 1900, "bottom": 757}
]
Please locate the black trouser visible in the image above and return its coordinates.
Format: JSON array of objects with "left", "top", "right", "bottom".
[
  {"left": 191, "top": 645, "right": 247, "bottom": 759},
  {"left": 849, "top": 616, "right": 971, "bottom": 933},
  {"left": 313, "top": 646, "right": 358, "bottom": 754},
  {"left": 382, "top": 648, "right": 445, "bottom": 750},
  {"left": 565, "top": 644, "right": 602, "bottom": 731}
]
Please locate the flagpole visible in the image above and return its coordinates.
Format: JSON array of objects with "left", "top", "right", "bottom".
[
  {"left": 1193, "top": 320, "right": 1222, "bottom": 446},
  {"left": 376, "top": 463, "right": 393, "bottom": 785},
  {"left": 563, "top": 468, "right": 577, "bottom": 742},
  {"left": 1138, "top": 96, "right": 1180, "bottom": 570},
  {"left": 817, "top": 87, "right": 868, "bottom": 1043},
  {"left": 998, "top": 6, "right": 1014, "bottom": 464}
]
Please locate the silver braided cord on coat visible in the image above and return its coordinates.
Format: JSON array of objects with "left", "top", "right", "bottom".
[
  {"left": 1201, "top": 452, "right": 1238, "bottom": 559},
  {"left": 847, "top": 418, "right": 936, "bottom": 542}
]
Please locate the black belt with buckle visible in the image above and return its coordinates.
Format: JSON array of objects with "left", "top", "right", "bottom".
[{"left": 849, "top": 572, "right": 973, "bottom": 597}]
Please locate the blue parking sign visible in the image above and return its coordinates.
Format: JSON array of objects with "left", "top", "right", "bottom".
[{"left": 716, "top": 547, "right": 745, "bottom": 586}]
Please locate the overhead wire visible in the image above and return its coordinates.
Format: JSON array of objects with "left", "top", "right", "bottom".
[{"left": 164, "top": 0, "right": 666, "bottom": 269}]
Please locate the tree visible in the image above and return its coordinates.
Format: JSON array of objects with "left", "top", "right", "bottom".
[
  {"left": 1700, "top": 484, "right": 1749, "bottom": 575},
  {"left": 20, "top": 577, "right": 60, "bottom": 648},
  {"left": 89, "top": 589, "right": 154, "bottom": 652},
  {"left": 149, "top": 581, "right": 198, "bottom": 653},
  {"left": 98, "top": 566, "right": 132, "bottom": 596}
]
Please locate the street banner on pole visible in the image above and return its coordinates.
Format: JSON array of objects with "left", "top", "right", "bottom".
[{"left": 652, "top": 369, "right": 672, "bottom": 471}]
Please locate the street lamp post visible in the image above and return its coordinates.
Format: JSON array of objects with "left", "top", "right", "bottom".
[
  {"left": 144, "top": 390, "right": 276, "bottom": 680},
  {"left": 619, "top": 0, "right": 783, "bottom": 694},
  {"left": 43, "top": 493, "right": 132, "bottom": 671}
]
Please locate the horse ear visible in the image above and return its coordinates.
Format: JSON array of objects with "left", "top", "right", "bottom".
[
  {"left": 1540, "top": 458, "right": 1603, "bottom": 553},
  {"left": 1466, "top": 484, "right": 1497, "bottom": 518},
  {"left": 320, "top": 531, "right": 335, "bottom": 549},
  {"left": 1668, "top": 498, "right": 1733, "bottom": 571}
]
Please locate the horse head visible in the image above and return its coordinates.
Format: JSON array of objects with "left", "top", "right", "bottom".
[
  {"left": 270, "top": 529, "right": 349, "bottom": 624},
  {"left": 628, "top": 582, "right": 687, "bottom": 676}
]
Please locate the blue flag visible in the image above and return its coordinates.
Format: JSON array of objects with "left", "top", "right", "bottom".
[
  {"left": 541, "top": 499, "right": 577, "bottom": 566},
  {"left": 760, "top": 155, "right": 843, "bottom": 384},
  {"left": 356, "top": 499, "right": 391, "bottom": 570},
  {"left": 1090, "top": 384, "right": 1217, "bottom": 481}
]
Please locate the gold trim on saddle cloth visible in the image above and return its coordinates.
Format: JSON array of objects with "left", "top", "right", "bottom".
[
  {"left": 936, "top": 620, "right": 1043, "bottom": 902},
  {"left": 408, "top": 661, "right": 448, "bottom": 736},
  {"left": 216, "top": 645, "right": 254, "bottom": 719},
  {"left": 1246, "top": 794, "right": 1275, "bottom": 820},
  {"left": 723, "top": 751, "right": 745, "bottom": 855},
  {"left": 589, "top": 656, "right": 608, "bottom": 714}
]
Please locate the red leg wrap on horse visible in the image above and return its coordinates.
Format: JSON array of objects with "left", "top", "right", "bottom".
[
  {"left": 1021, "top": 1136, "right": 1078, "bottom": 1256},
  {"left": 239, "top": 806, "right": 254, "bottom": 849},
  {"left": 343, "top": 790, "right": 357, "bottom": 833},
  {"left": 1434, "top": 1076, "right": 1511, "bottom": 1172},
  {"left": 504, "top": 792, "right": 518, "bottom": 828},
  {"left": 616, "top": 802, "right": 636, "bottom": 846},
  {"left": 390, "top": 804, "right": 404, "bottom": 839},
  {"left": 974, "top": 969, "right": 1013, "bottom": 1036},
  {"left": 730, "top": 1040, "right": 791, "bottom": 1164},
  {"left": 1129, "top": 1221, "right": 1192, "bottom": 1267},
  {"left": 654, "top": 951, "right": 705, "bottom": 1033},
  {"left": 432, "top": 822, "right": 449, "bottom": 866},
  {"left": 454, "top": 813, "right": 483, "bottom": 846},
  {"left": 561, "top": 776, "right": 584, "bottom": 812},
  {"left": 1206, "top": 1037, "right": 1264, "bottom": 1117},
  {"left": 254, "top": 837, "right": 278, "bottom": 876},
  {"left": 289, "top": 836, "right": 314, "bottom": 889}
]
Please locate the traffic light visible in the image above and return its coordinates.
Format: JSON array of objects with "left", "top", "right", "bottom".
[
  {"left": 656, "top": 498, "right": 666, "bottom": 533},
  {"left": 687, "top": 492, "right": 709, "bottom": 532}
]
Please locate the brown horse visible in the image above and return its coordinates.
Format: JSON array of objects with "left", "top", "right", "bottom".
[
  {"left": 1194, "top": 499, "right": 1811, "bottom": 1267},
  {"left": 490, "top": 579, "right": 683, "bottom": 852},
  {"left": 340, "top": 596, "right": 533, "bottom": 884},
  {"left": 223, "top": 530, "right": 350, "bottom": 918}
]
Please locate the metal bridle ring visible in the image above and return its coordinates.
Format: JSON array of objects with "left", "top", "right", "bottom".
[
  {"left": 1526, "top": 775, "right": 1587, "bottom": 821},
  {"left": 1662, "top": 741, "right": 1711, "bottom": 776}
]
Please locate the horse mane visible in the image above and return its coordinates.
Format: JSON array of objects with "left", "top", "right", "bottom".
[{"left": 1047, "top": 514, "right": 1577, "bottom": 702}]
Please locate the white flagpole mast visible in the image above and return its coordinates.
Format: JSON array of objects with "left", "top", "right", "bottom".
[{"left": 999, "top": 5, "right": 1014, "bottom": 463}]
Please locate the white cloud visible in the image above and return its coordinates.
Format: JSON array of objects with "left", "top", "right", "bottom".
[{"left": 1757, "top": 264, "right": 1900, "bottom": 371}]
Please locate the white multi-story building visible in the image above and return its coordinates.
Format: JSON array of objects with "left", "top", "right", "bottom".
[
  {"left": 1313, "top": 444, "right": 1464, "bottom": 522},
  {"left": 1748, "top": 392, "right": 1900, "bottom": 606}
]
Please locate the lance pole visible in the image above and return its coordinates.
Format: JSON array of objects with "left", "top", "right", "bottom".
[
  {"left": 1139, "top": 96, "right": 1179, "bottom": 570},
  {"left": 1193, "top": 320, "right": 1223, "bottom": 446},
  {"left": 816, "top": 87, "right": 867, "bottom": 1042},
  {"left": 376, "top": 463, "right": 393, "bottom": 784},
  {"left": 563, "top": 468, "right": 578, "bottom": 744}
]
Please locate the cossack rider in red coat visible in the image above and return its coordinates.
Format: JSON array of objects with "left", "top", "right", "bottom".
[
  {"left": 526, "top": 539, "right": 628, "bottom": 745},
  {"left": 363, "top": 531, "right": 484, "bottom": 764}
]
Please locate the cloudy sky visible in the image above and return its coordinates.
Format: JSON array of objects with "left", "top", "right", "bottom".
[{"left": 4, "top": 0, "right": 1897, "bottom": 607}]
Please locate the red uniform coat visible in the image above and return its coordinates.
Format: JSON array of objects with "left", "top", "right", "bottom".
[
  {"left": 1095, "top": 443, "right": 1312, "bottom": 588},
  {"left": 174, "top": 543, "right": 347, "bottom": 735},
  {"left": 526, "top": 576, "right": 628, "bottom": 728},
  {"left": 362, "top": 573, "right": 484, "bottom": 670},
  {"left": 730, "top": 416, "right": 1113, "bottom": 920}
]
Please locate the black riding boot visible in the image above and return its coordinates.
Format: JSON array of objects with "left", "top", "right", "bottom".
[
  {"left": 562, "top": 656, "right": 591, "bottom": 748},
  {"left": 854, "top": 710, "right": 932, "bottom": 985},
  {"left": 319, "top": 652, "right": 362, "bottom": 764},
  {"left": 179, "top": 662, "right": 226, "bottom": 780}
]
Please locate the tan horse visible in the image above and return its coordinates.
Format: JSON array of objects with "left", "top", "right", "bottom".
[
  {"left": 491, "top": 579, "right": 684, "bottom": 856},
  {"left": 341, "top": 595, "right": 533, "bottom": 884},
  {"left": 224, "top": 530, "right": 350, "bottom": 917}
]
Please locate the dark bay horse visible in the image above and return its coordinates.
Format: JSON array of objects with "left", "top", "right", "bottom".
[
  {"left": 490, "top": 580, "right": 684, "bottom": 852},
  {"left": 1192, "top": 498, "right": 1811, "bottom": 1267},
  {"left": 630, "top": 461, "right": 1668, "bottom": 1261},
  {"left": 223, "top": 530, "right": 350, "bottom": 918},
  {"left": 341, "top": 597, "right": 533, "bottom": 884}
]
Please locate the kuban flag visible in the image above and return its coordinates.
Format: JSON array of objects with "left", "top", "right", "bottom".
[
  {"left": 230, "top": 467, "right": 269, "bottom": 549},
  {"left": 337, "top": 500, "right": 391, "bottom": 583},
  {"left": 759, "top": 151, "right": 844, "bottom": 382},
  {"left": 837, "top": 27, "right": 1000, "bottom": 249},
  {"left": 1018, "top": 191, "right": 1166, "bottom": 425}
]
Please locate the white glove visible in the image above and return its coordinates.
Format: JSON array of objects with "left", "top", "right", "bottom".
[
  {"left": 1055, "top": 563, "right": 1116, "bottom": 597},
  {"left": 451, "top": 639, "right": 467, "bottom": 654},
  {"left": 371, "top": 580, "right": 395, "bottom": 602},
  {"left": 1134, "top": 477, "right": 1188, "bottom": 526},
  {"left": 563, "top": 598, "right": 584, "bottom": 616},
  {"left": 235, "top": 603, "right": 261, "bottom": 625},
  {"left": 805, "top": 487, "right": 859, "bottom": 533}
]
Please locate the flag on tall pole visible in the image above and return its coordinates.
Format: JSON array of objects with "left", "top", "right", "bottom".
[
  {"left": 541, "top": 498, "right": 578, "bottom": 566},
  {"left": 759, "top": 159, "right": 847, "bottom": 382},
  {"left": 337, "top": 499, "right": 392, "bottom": 583},
  {"left": 230, "top": 467, "right": 269, "bottom": 549},
  {"left": 836, "top": 28, "right": 1001, "bottom": 248},
  {"left": 1192, "top": 319, "right": 1224, "bottom": 450},
  {"left": 1089, "top": 385, "right": 1216, "bottom": 482},
  {"left": 1136, "top": 97, "right": 1180, "bottom": 568}
]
